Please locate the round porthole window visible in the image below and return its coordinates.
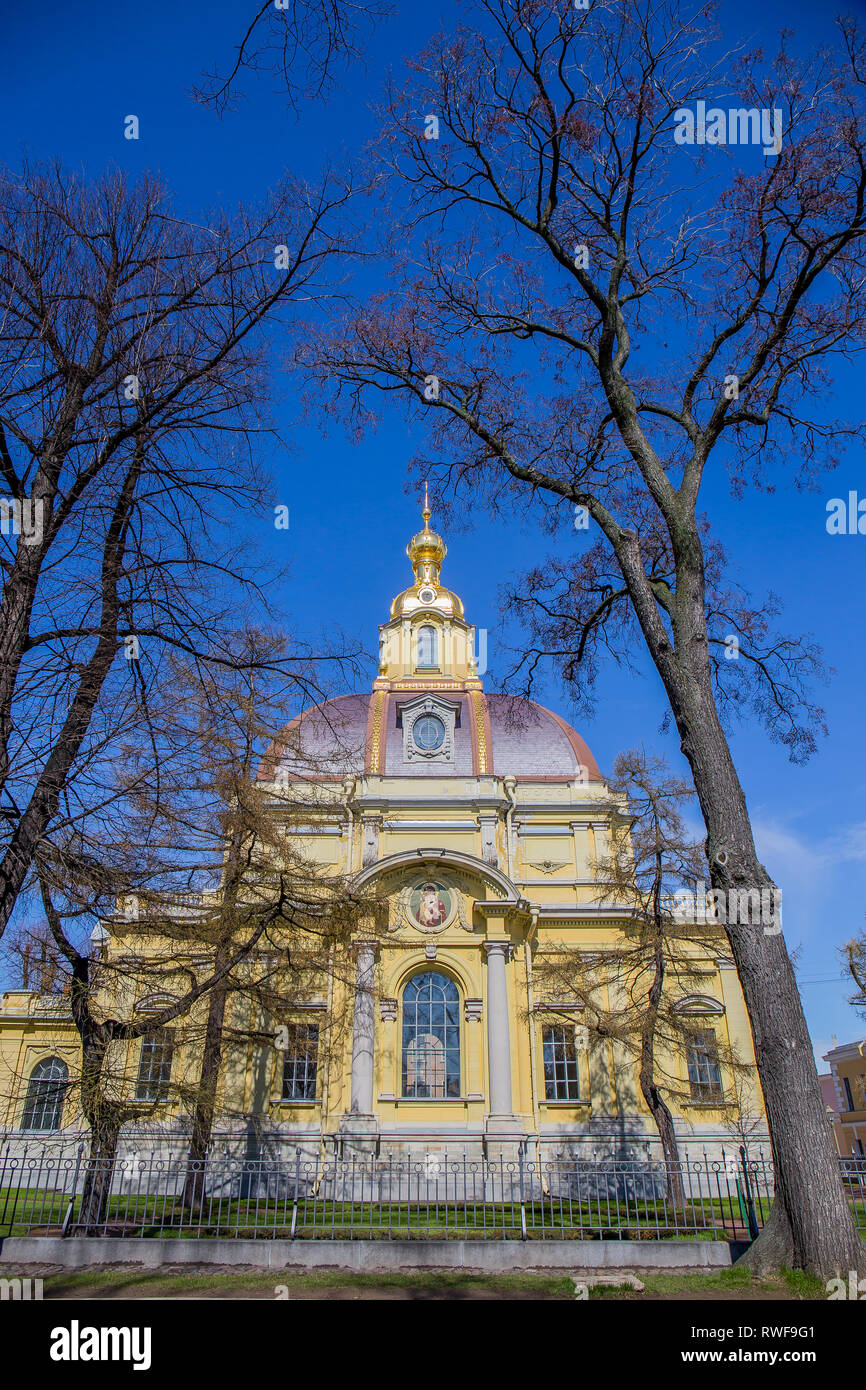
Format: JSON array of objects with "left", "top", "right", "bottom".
[
  {"left": 418, "top": 587, "right": 437, "bottom": 604},
  {"left": 413, "top": 714, "right": 446, "bottom": 751}
]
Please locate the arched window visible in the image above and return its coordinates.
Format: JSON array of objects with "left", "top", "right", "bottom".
[
  {"left": 21, "top": 1056, "right": 68, "bottom": 1132},
  {"left": 401, "top": 971, "right": 460, "bottom": 1098},
  {"left": 416, "top": 625, "right": 438, "bottom": 669}
]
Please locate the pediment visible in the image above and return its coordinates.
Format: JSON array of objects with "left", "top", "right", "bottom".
[
  {"left": 672, "top": 994, "right": 725, "bottom": 1016},
  {"left": 395, "top": 694, "right": 462, "bottom": 719}
]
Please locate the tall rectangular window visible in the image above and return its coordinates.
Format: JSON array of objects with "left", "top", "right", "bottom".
[
  {"left": 542, "top": 1024, "right": 581, "bottom": 1101},
  {"left": 416, "top": 625, "right": 438, "bottom": 669},
  {"left": 135, "top": 1030, "right": 174, "bottom": 1102},
  {"left": 281, "top": 1024, "right": 319, "bottom": 1101},
  {"left": 686, "top": 1029, "right": 723, "bottom": 1100}
]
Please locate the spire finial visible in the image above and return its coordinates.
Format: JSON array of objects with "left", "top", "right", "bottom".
[{"left": 406, "top": 485, "right": 446, "bottom": 587}]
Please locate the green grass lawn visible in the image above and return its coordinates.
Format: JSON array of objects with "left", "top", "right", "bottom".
[
  {"left": 0, "top": 1190, "right": 760, "bottom": 1238},
  {"left": 589, "top": 1267, "right": 827, "bottom": 1300},
  {"left": 2, "top": 1186, "right": 862, "bottom": 1243}
]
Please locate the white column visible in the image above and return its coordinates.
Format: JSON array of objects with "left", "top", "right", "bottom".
[
  {"left": 484, "top": 941, "right": 513, "bottom": 1115},
  {"left": 350, "top": 943, "right": 376, "bottom": 1114}
]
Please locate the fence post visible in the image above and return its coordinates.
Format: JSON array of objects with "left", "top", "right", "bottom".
[
  {"left": 519, "top": 1145, "right": 527, "bottom": 1241},
  {"left": 290, "top": 1146, "right": 300, "bottom": 1240},
  {"left": 0, "top": 1143, "right": 14, "bottom": 1234},
  {"left": 61, "top": 1144, "right": 84, "bottom": 1238},
  {"left": 739, "top": 1145, "right": 759, "bottom": 1241}
]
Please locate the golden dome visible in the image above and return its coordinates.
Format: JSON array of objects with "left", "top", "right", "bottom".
[
  {"left": 389, "top": 485, "right": 464, "bottom": 619},
  {"left": 407, "top": 486, "right": 446, "bottom": 583},
  {"left": 390, "top": 584, "right": 464, "bottom": 621}
]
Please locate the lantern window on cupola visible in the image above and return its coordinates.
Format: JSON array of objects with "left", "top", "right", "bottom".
[{"left": 416, "top": 624, "right": 438, "bottom": 670}]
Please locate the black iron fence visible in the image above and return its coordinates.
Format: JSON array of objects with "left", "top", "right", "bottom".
[{"left": 1, "top": 1146, "right": 863, "bottom": 1242}]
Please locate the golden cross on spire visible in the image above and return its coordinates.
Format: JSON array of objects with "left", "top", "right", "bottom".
[{"left": 422, "top": 480, "right": 431, "bottom": 525}]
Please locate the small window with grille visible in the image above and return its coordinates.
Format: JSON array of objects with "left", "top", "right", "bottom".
[
  {"left": 281, "top": 1024, "right": 319, "bottom": 1101},
  {"left": 542, "top": 1024, "right": 581, "bottom": 1101},
  {"left": 135, "top": 1030, "right": 174, "bottom": 1102}
]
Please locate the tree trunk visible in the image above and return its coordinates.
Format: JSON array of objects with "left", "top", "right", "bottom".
[
  {"left": 183, "top": 812, "right": 249, "bottom": 1210},
  {"left": 639, "top": 1055, "right": 685, "bottom": 1209},
  {"left": 611, "top": 523, "right": 865, "bottom": 1275},
  {"left": 183, "top": 968, "right": 229, "bottom": 1212},
  {"left": 78, "top": 1119, "right": 123, "bottom": 1235},
  {"left": 671, "top": 643, "right": 863, "bottom": 1273},
  {"left": 73, "top": 1017, "right": 129, "bottom": 1236},
  {"left": 639, "top": 936, "right": 685, "bottom": 1209},
  {"left": 0, "top": 449, "right": 140, "bottom": 939}
]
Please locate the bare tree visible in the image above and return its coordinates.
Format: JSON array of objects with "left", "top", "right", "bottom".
[
  {"left": 116, "top": 632, "right": 370, "bottom": 1208},
  {"left": 534, "top": 748, "right": 748, "bottom": 1208},
  {"left": 0, "top": 159, "right": 356, "bottom": 943},
  {"left": 35, "top": 875, "right": 276, "bottom": 1231},
  {"left": 843, "top": 928, "right": 866, "bottom": 1018},
  {"left": 307, "top": 0, "right": 866, "bottom": 1273},
  {"left": 1, "top": 918, "right": 66, "bottom": 994},
  {"left": 30, "top": 631, "right": 373, "bottom": 1230},
  {"left": 193, "top": 0, "right": 392, "bottom": 114},
  {"left": 719, "top": 1068, "right": 767, "bottom": 1165}
]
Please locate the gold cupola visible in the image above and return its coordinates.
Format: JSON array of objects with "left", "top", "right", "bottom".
[
  {"left": 389, "top": 485, "right": 465, "bottom": 621},
  {"left": 407, "top": 484, "right": 446, "bottom": 584},
  {"left": 376, "top": 486, "right": 480, "bottom": 689}
]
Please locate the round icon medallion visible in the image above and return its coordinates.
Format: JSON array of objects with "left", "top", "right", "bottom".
[{"left": 404, "top": 879, "right": 456, "bottom": 933}]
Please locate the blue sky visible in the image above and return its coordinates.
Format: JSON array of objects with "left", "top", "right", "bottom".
[{"left": 2, "top": 0, "right": 865, "bottom": 1062}]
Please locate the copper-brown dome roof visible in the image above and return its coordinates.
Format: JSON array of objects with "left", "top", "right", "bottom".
[{"left": 260, "top": 692, "right": 601, "bottom": 783}]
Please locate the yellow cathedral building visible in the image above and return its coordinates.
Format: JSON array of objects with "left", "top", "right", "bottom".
[{"left": 0, "top": 498, "right": 766, "bottom": 1166}]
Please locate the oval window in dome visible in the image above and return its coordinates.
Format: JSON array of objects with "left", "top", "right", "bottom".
[{"left": 413, "top": 714, "right": 445, "bottom": 751}]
